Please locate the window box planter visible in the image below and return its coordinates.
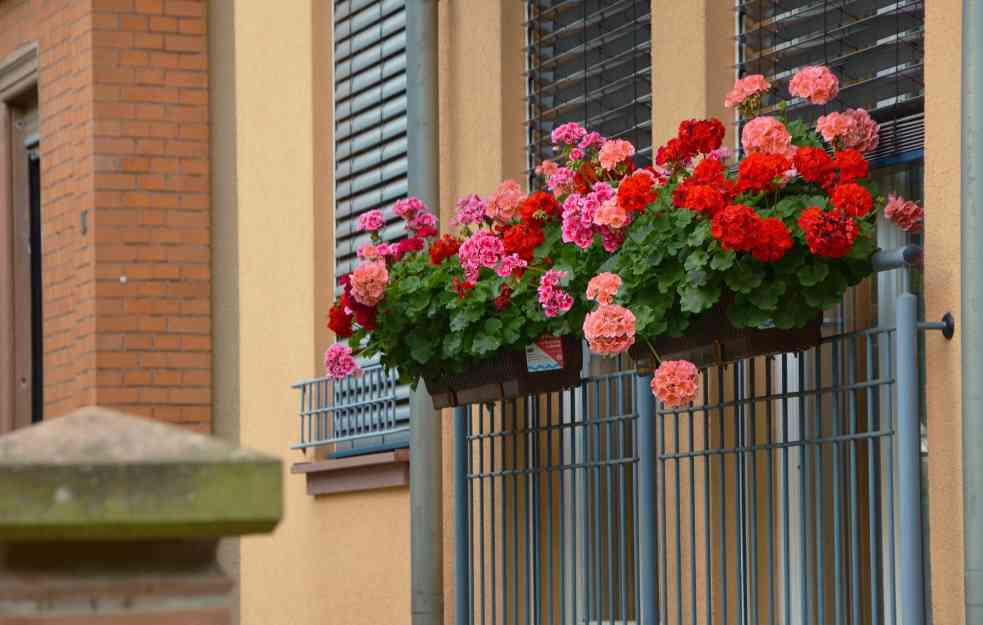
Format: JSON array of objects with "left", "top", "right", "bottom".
[
  {"left": 630, "top": 303, "right": 822, "bottom": 371},
  {"left": 425, "top": 335, "right": 582, "bottom": 409}
]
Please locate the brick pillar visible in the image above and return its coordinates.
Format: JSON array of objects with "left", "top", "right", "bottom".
[
  {"left": 50, "top": 0, "right": 212, "bottom": 429},
  {"left": 0, "top": 407, "right": 281, "bottom": 623}
]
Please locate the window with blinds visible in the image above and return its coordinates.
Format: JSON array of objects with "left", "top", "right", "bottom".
[
  {"left": 737, "top": 0, "right": 924, "bottom": 165},
  {"left": 525, "top": 0, "right": 652, "bottom": 188},
  {"left": 331, "top": 0, "right": 410, "bottom": 456}
]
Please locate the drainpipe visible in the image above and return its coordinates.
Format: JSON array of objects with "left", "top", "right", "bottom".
[
  {"left": 963, "top": 0, "right": 983, "bottom": 621},
  {"left": 406, "top": 2, "right": 442, "bottom": 625}
]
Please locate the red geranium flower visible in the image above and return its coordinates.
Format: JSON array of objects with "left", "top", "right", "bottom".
[
  {"left": 678, "top": 118, "right": 726, "bottom": 155},
  {"left": 494, "top": 284, "right": 512, "bottom": 311},
  {"left": 690, "top": 158, "right": 726, "bottom": 185},
  {"left": 793, "top": 147, "right": 835, "bottom": 188},
  {"left": 393, "top": 236, "right": 425, "bottom": 260},
  {"left": 830, "top": 182, "right": 873, "bottom": 217},
  {"left": 656, "top": 137, "right": 695, "bottom": 167},
  {"left": 452, "top": 276, "right": 475, "bottom": 299},
  {"left": 617, "top": 171, "right": 659, "bottom": 213},
  {"left": 574, "top": 161, "right": 599, "bottom": 194},
  {"left": 428, "top": 234, "right": 461, "bottom": 265},
  {"left": 502, "top": 222, "right": 544, "bottom": 262},
  {"left": 751, "top": 217, "right": 793, "bottom": 262},
  {"left": 519, "top": 191, "right": 561, "bottom": 223},
  {"left": 711, "top": 203, "right": 762, "bottom": 251},
  {"left": 327, "top": 300, "right": 354, "bottom": 338},
  {"left": 682, "top": 184, "right": 725, "bottom": 217},
  {"left": 833, "top": 149, "right": 869, "bottom": 183},
  {"left": 737, "top": 153, "right": 790, "bottom": 193},
  {"left": 798, "top": 207, "right": 859, "bottom": 258}
]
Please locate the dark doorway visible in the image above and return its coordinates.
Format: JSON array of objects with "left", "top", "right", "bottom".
[{"left": 27, "top": 141, "right": 40, "bottom": 423}]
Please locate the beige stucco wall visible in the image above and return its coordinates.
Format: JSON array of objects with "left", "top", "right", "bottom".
[
  {"left": 229, "top": 3, "right": 410, "bottom": 625},
  {"left": 924, "top": 2, "right": 966, "bottom": 624}
]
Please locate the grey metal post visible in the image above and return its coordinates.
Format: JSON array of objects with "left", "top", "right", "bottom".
[
  {"left": 407, "top": 1, "right": 442, "bottom": 625},
  {"left": 964, "top": 0, "right": 983, "bottom": 621},
  {"left": 636, "top": 373, "right": 658, "bottom": 624},
  {"left": 453, "top": 406, "right": 470, "bottom": 625},
  {"left": 897, "top": 290, "right": 925, "bottom": 624}
]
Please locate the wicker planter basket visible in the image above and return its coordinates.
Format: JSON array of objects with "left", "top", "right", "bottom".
[
  {"left": 630, "top": 304, "right": 822, "bottom": 372},
  {"left": 425, "top": 335, "right": 583, "bottom": 409}
]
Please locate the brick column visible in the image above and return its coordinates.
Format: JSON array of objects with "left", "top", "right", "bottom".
[
  {"left": 0, "top": 407, "right": 281, "bottom": 623},
  {"left": 72, "top": 0, "right": 211, "bottom": 429}
]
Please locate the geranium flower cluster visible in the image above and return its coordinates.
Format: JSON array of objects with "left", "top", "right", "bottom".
[
  {"left": 582, "top": 273, "right": 636, "bottom": 356},
  {"left": 325, "top": 196, "right": 439, "bottom": 377}
]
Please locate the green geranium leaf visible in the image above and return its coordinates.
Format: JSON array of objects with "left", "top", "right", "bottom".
[
  {"left": 685, "top": 249, "right": 708, "bottom": 273},
  {"left": 725, "top": 260, "right": 764, "bottom": 294},
  {"left": 407, "top": 333, "right": 434, "bottom": 364},
  {"left": 798, "top": 262, "right": 829, "bottom": 287},
  {"left": 679, "top": 283, "right": 720, "bottom": 314},
  {"left": 442, "top": 332, "right": 462, "bottom": 357},
  {"left": 710, "top": 249, "right": 736, "bottom": 271},
  {"left": 748, "top": 279, "right": 786, "bottom": 311},
  {"left": 472, "top": 332, "right": 501, "bottom": 356}
]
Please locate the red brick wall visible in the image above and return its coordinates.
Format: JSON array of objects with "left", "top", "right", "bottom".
[{"left": 0, "top": 0, "right": 211, "bottom": 431}]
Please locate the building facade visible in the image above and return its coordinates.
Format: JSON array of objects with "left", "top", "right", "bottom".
[{"left": 0, "top": 1, "right": 970, "bottom": 624}]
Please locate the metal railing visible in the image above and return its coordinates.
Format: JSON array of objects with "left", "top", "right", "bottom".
[
  {"left": 452, "top": 247, "right": 938, "bottom": 625},
  {"left": 291, "top": 364, "right": 407, "bottom": 452}
]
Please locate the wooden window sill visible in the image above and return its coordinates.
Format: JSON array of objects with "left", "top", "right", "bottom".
[{"left": 291, "top": 448, "right": 409, "bottom": 496}]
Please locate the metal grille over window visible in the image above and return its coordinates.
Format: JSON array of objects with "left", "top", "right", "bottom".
[
  {"left": 736, "top": 0, "right": 924, "bottom": 164},
  {"left": 292, "top": 365, "right": 409, "bottom": 456},
  {"left": 525, "top": 0, "right": 652, "bottom": 187}
]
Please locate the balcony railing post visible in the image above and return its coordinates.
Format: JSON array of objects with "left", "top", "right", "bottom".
[
  {"left": 453, "top": 405, "right": 470, "bottom": 625},
  {"left": 896, "top": 289, "right": 925, "bottom": 624},
  {"left": 636, "top": 373, "right": 658, "bottom": 624}
]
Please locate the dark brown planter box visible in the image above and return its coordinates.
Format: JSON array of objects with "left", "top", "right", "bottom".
[
  {"left": 425, "top": 335, "right": 583, "bottom": 409},
  {"left": 630, "top": 304, "right": 822, "bottom": 371}
]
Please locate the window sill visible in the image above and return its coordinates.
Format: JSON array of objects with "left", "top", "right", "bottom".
[{"left": 291, "top": 448, "right": 410, "bottom": 496}]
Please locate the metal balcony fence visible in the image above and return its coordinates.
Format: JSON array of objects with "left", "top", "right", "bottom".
[{"left": 453, "top": 279, "right": 931, "bottom": 625}]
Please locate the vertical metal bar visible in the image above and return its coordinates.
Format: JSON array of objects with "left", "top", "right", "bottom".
[
  {"left": 866, "top": 334, "right": 881, "bottom": 625},
  {"left": 470, "top": 407, "right": 476, "bottom": 624},
  {"left": 479, "top": 404, "right": 486, "bottom": 625},
  {"left": 749, "top": 359, "right": 759, "bottom": 625},
  {"left": 531, "top": 396, "right": 540, "bottom": 625},
  {"left": 636, "top": 372, "right": 658, "bottom": 625},
  {"left": 734, "top": 364, "right": 746, "bottom": 625},
  {"left": 799, "top": 353, "right": 809, "bottom": 625},
  {"left": 765, "top": 359, "right": 775, "bottom": 625},
  {"left": 593, "top": 381, "right": 602, "bottom": 619},
  {"left": 490, "top": 403, "right": 497, "bottom": 625},
  {"left": 688, "top": 401, "right": 697, "bottom": 625},
  {"left": 847, "top": 335, "right": 862, "bottom": 625},
  {"left": 617, "top": 375, "right": 628, "bottom": 625},
  {"left": 897, "top": 291, "right": 925, "bottom": 624},
  {"left": 546, "top": 394, "right": 554, "bottom": 625},
  {"left": 675, "top": 404, "right": 683, "bottom": 625},
  {"left": 719, "top": 365, "right": 729, "bottom": 625},
  {"left": 509, "top": 399, "right": 519, "bottom": 625},
  {"left": 886, "top": 332, "right": 898, "bottom": 625},
  {"left": 814, "top": 346, "right": 825, "bottom": 625},
  {"left": 831, "top": 339, "right": 844, "bottom": 625},
  {"left": 525, "top": 396, "right": 533, "bottom": 625},
  {"left": 781, "top": 354, "right": 791, "bottom": 625},
  {"left": 606, "top": 381, "right": 616, "bottom": 625},
  {"left": 454, "top": 406, "right": 469, "bottom": 625},
  {"left": 704, "top": 372, "right": 713, "bottom": 625}
]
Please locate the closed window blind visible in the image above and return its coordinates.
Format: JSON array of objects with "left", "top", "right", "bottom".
[
  {"left": 737, "top": 0, "right": 924, "bottom": 164},
  {"left": 525, "top": 0, "right": 653, "bottom": 187},
  {"left": 332, "top": 0, "right": 410, "bottom": 455}
]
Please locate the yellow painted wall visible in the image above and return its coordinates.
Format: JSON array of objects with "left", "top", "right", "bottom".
[
  {"left": 924, "top": 2, "right": 965, "bottom": 624},
  {"left": 231, "top": 3, "right": 410, "bottom": 625}
]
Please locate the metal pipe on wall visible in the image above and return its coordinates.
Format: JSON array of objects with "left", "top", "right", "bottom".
[
  {"left": 963, "top": 0, "right": 983, "bottom": 621},
  {"left": 407, "top": 2, "right": 442, "bottom": 625}
]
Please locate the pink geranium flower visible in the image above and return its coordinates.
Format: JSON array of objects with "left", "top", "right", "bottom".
[
  {"left": 598, "top": 139, "right": 635, "bottom": 171},
  {"left": 486, "top": 179, "right": 526, "bottom": 222},
  {"left": 349, "top": 260, "right": 389, "bottom": 306},
  {"left": 324, "top": 343, "right": 363, "bottom": 380},
  {"left": 884, "top": 194, "right": 924, "bottom": 233},
  {"left": 551, "top": 122, "right": 587, "bottom": 146},
  {"left": 583, "top": 304, "right": 636, "bottom": 356},
  {"left": 593, "top": 197, "right": 629, "bottom": 229},
  {"left": 741, "top": 116, "right": 794, "bottom": 158},
  {"left": 458, "top": 230, "right": 504, "bottom": 282},
  {"left": 454, "top": 194, "right": 487, "bottom": 226},
  {"left": 789, "top": 65, "right": 839, "bottom": 105},
  {"left": 650, "top": 360, "right": 700, "bottom": 407},
  {"left": 393, "top": 197, "right": 426, "bottom": 221},
  {"left": 586, "top": 272, "right": 622, "bottom": 305},
  {"left": 357, "top": 209, "right": 385, "bottom": 232},
  {"left": 724, "top": 74, "right": 771, "bottom": 110},
  {"left": 537, "top": 269, "right": 573, "bottom": 318}
]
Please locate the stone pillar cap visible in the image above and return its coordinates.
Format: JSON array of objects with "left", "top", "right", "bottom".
[{"left": 0, "top": 407, "right": 282, "bottom": 541}]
